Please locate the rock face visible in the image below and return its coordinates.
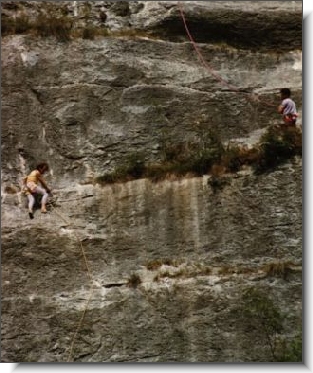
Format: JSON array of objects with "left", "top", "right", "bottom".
[{"left": 1, "top": 1, "right": 302, "bottom": 363}]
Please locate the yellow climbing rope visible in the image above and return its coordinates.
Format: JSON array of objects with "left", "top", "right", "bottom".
[{"left": 50, "top": 205, "right": 95, "bottom": 362}]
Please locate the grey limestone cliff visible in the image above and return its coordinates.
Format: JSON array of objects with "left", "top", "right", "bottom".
[{"left": 1, "top": 1, "right": 302, "bottom": 363}]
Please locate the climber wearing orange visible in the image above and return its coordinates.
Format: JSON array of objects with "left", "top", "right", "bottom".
[{"left": 23, "top": 162, "right": 51, "bottom": 219}]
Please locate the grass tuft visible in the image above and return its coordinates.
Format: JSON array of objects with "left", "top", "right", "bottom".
[
  {"left": 127, "top": 273, "right": 142, "bottom": 288},
  {"left": 95, "top": 126, "right": 302, "bottom": 185}
]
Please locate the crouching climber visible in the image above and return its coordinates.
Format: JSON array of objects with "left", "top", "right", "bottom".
[
  {"left": 23, "top": 162, "right": 51, "bottom": 219},
  {"left": 277, "top": 88, "right": 298, "bottom": 126}
]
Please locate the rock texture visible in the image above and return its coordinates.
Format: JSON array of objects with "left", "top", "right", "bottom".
[
  {"left": 1, "top": 1, "right": 302, "bottom": 363},
  {"left": 1, "top": 1, "right": 302, "bottom": 186}
]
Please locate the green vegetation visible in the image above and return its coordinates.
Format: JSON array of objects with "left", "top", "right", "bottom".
[
  {"left": 216, "top": 261, "right": 299, "bottom": 280},
  {"left": 1, "top": 15, "right": 32, "bottom": 35},
  {"left": 145, "top": 263, "right": 301, "bottom": 361},
  {"left": 153, "top": 267, "right": 212, "bottom": 282},
  {"left": 207, "top": 174, "right": 231, "bottom": 194},
  {"left": 240, "top": 287, "right": 284, "bottom": 360},
  {"left": 34, "top": 14, "right": 72, "bottom": 42},
  {"left": 146, "top": 260, "right": 299, "bottom": 281},
  {"left": 1, "top": 12, "right": 110, "bottom": 41},
  {"left": 276, "top": 331, "right": 302, "bottom": 362},
  {"left": 253, "top": 126, "right": 302, "bottom": 174},
  {"left": 235, "top": 287, "right": 302, "bottom": 362},
  {"left": 261, "top": 261, "right": 296, "bottom": 280},
  {"left": 146, "top": 258, "right": 213, "bottom": 281},
  {"left": 95, "top": 126, "right": 302, "bottom": 185},
  {"left": 1, "top": 13, "right": 72, "bottom": 42},
  {"left": 96, "top": 152, "right": 146, "bottom": 184},
  {"left": 73, "top": 26, "right": 110, "bottom": 39},
  {"left": 146, "top": 258, "right": 184, "bottom": 270},
  {"left": 82, "top": 26, "right": 96, "bottom": 40},
  {"left": 217, "top": 265, "right": 253, "bottom": 276},
  {"left": 1, "top": 12, "right": 150, "bottom": 41},
  {"left": 127, "top": 273, "right": 142, "bottom": 289}
]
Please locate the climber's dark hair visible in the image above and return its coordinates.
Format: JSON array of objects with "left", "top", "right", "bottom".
[
  {"left": 280, "top": 88, "right": 291, "bottom": 97},
  {"left": 36, "top": 162, "right": 49, "bottom": 173}
]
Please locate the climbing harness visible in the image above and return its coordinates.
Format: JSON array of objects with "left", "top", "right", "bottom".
[{"left": 283, "top": 113, "right": 298, "bottom": 125}]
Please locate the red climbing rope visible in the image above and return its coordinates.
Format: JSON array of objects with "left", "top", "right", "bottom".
[
  {"left": 178, "top": 1, "right": 240, "bottom": 92},
  {"left": 177, "top": 2, "right": 277, "bottom": 108}
]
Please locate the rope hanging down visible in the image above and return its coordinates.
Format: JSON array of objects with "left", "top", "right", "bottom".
[
  {"left": 50, "top": 205, "right": 95, "bottom": 362},
  {"left": 177, "top": 2, "right": 276, "bottom": 108}
]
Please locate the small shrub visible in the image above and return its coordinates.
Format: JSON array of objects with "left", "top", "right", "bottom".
[
  {"left": 253, "top": 126, "right": 302, "bottom": 174},
  {"left": 1, "top": 11, "right": 72, "bottom": 41},
  {"left": 146, "top": 258, "right": 183, "bottom": 270},
  {"left": 34, "top": 14, "right": 72, "bottom": 42},
  {"left": 82, "top": 2, "right": 92, "bottom": 17},
  {"left": 218, "top": 265, "right": 236, "bottom": 275},
  {"left": 144, "top": 163, "right": 173, "bottom": 182},
  {"left": 104, "top": 153, "right": 145, "bottom": 182},
  {"left": 94, "top": 173, "right": 114, "bottom": 185},
  {"left": 151, "top": 262, "right": 211, "bottom": 281},
  {"left": 196, "top": 265, "right": 212, "bottom": 276},
  {"left": 72, "top": 25, "right": 109, "bottom": 39},
  {"left": 146, "top": 260, "right": 163, "bottom": 271},
  {"left": 218, "top": 265, "right": 255, "bottom": 276},
  {"left": 4, "top": 185, "right": 18, "bottom": 194},
  {"left": 3, "top": 2, "right": 20, "bottom": 10},
  {"left": 276, "top": 331, "right": 302, "bottom": 362},
  {"left": 282, "top": 127, "right": 302, "bottom": 156},
  {"left": 60, "top": 5, "right": 70, "bottom": 17},
  {"left": 221, "top": 146, "right": 244, "bottom": 172},
  {"left": 239, "top": 287, "right": 284, "bottom": 360},
  {"left": 82, "top": 26, "right": 96, "bottom": 40},
  {"left": 211, "top": 164, "right": 226, "bottom": 177},
  {"left": 262, "top": 261, "right": 295, "bottom": 280},
  {"left": 208, "top": 175, "right": 230, "bottom": 194},
  {"left": 96, "top": 27, "right": 110, "bottom": 37},
  {"left": 95, "top": 152, "right": 146, "bottom": 184},
  {"left": 161, "top": 142, "right": 185, "bottom": 162},
  {"left": 99, "top": 11, "right": 107, "bottom": 23},
  {"left": 111, "top": 2, "right": 130, "bottom": 17},
  {"left": 127, "top": 273, "right": 142, "bottom": 288},
  {"left": 1, "top": 14, "right": 32, "bottom": 35},
  {"left": 14, "top": 15, "right": 32, "bottom": 34},
  {"left": 185, "top": 148, "right": 221, "bottom": 175},
  {"left": 95, "top": 126, "right": 302, "bottom": 184},
  {"left": 1, "top": 15, "right": 15, "bottom": 35},
  {"left": 203, "top": 267, "right": 212, "bottom": 275},
  {"left": 124, "top": 152, "right": 146, "bottom": 178},
  {"left": 154, "top": 268, "right": 186, "bottom": 281}
]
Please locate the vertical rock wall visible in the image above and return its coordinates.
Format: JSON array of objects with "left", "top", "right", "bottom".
[{"left": 1, "top": 1, "right": 302, "bottom": 363}]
